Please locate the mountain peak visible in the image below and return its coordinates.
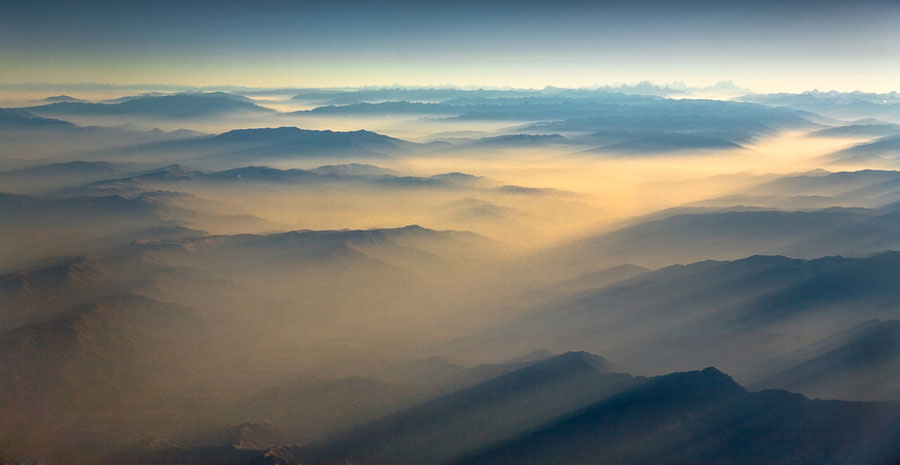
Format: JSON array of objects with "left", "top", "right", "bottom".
[{"left": 634, "top": 367, "right": 746, "bottom": 404}]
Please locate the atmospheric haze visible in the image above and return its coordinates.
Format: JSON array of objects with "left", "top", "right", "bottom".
[{"left": 3, "top": 1, "right": 900, "bottom": 465}]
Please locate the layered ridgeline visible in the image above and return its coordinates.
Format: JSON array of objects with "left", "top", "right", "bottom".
[
  {"left": 752, "top": 319, "right": 900, "bottom": 401},
  {"left": 544, "top": 168, "right": 900, "bottom": 271},
  {"left": 19, "top": 92, "right": 274, "bottom": 118},
  {"left": 0, "top": 223, "right": 503, "bottom": 464},
  {"left": 91, "top": 358, "right": 900, "bottom": 465},
  {"left": 739, "top": 90, "right": 900, "bottom": 121},
  {"left": 464, "top": 251, "right": 900, "bottom": 396},
  {"left": 1, "top": 89, "right": 825, "bottom": 158},
  {"left": 0, "top": 107, "right": 205, "bottom": 158},
  {"left": 4, "top": 87, "right": 900, "bottom": 465},
  {"left": 457, "top": 368, "right": 900, "bottom": 465},
  {"left": 0, "top": 160, "right": 593, "bottom": 260},
  {"left": 105, "top": 127, "right": 426, "bottom": 164}
]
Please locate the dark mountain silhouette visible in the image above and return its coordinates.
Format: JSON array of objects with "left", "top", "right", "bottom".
[{"left": 458, "top": 368, "right": 900, "bottom": 465}]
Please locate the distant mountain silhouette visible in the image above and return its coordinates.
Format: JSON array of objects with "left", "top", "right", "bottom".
[
  {"left": 287, "top": 85, "right": 744, "bottom": 107},
  {"left": 294, "top": 95, "right": 815, "bottom": 151},
  {"left": 115, "top": 126, "right": 418, "bottom": 161},
  {"left": 523, "top": 98, "right": 816, "bottom": 145},
  {"left": 740, "top": 90, "right": 900, "bottom": 120},
  {"left": 309, "top": 163, "right": 396, "bottom": 176},
  {"left": 42, "top": 95, "right": 87, "bottom": 103},
  {"left": 291, "top": 88, "right": 542, "bottom": 105},
  {"left": 299, "top": 101, "right": 461, "bottom": 115},
  {"left": 20, "top": 92, "right": 272, "bottom": 118}
]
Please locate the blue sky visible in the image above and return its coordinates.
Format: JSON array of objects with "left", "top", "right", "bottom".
[{"left": 2, "top": 0, "right": 899, "bottom": 91}]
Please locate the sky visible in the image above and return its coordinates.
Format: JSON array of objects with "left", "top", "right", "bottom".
[{"left": 2, "top": 0, "right": 899, "bottom": 92}]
